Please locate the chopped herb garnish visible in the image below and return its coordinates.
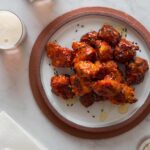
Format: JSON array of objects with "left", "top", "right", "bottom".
[
  {"left": 75, "top": 45, "right": 86, "bottom": 51},
  {"left": 54, "top": 68, "right": 59, "bottom": 75},
  {"left": 77, "top": 24, "right": 80, "bottom": 27},
  {"left": 75, "top": 29, "right": 78, "bottom": 32},
  {"left": 97, "top": 45, "right": 101, "bottom": 49},
  {"left": 64, "top": 74, "right": 70, "bottom": 77},
  {"left": 81, "top": 25, "right": 84, "bottom": 28},
  {"left": 74, "top": 78, "right": 80, "bottom": 87},
  {"left": 66, "top": 86, "right": 72, "bottom": 93},
  {"left": 93, "top": 93, "right": 97, "bottom": 101},
  {"left": 70, "top": 67, "right": 74, "bottom": 71},
  {"left": 89, "top": 37, "right": 93, "bottom": 41},
  {"left": 101, "top": 109, "right": 104, "bottom": 112},
  {"left": 54, "top": 72, "right": 58, "bottom": 75},
  {"left": 92, "top": 115, "right": 95, "bottom": 118},
  {"left": 87, "top": 110, "right": 90, "bottom": 113}
]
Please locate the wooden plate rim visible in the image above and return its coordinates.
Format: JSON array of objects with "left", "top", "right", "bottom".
[{"left": 29, "top": 7, "right": 150, "bottom": 138}]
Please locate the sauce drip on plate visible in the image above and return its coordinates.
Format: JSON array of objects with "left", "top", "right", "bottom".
[{"left": 118, "top": 104, "right": 129, "bottom": 114}]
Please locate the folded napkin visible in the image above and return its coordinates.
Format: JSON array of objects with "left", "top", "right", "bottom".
[{"left": 0, "top": 111, "right": 48, "bottom": 150}]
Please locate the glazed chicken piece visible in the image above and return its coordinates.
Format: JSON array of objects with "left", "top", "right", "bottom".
[
  {"left": 102, "top": 60, "right": 120, "bottom": 74},
  {"left": 98, "top": 24, "right": 121, "bottom": 46},
  {"left": 104, "top": 69, "right": 124, "bottom": 83},
  {"left": 70, "top": 74, "right": 91, "bottom": 96},
  {"left": 94, "top": 40, "right": 113, "bottom": 61},
  {"left": 74, "top": 60, "right": 124, "bottom": 81},
  {"left": 46, "top": 42, "right": 74, "bottom": 67},
  {"left": 125, "top": 57, "right": 149, "bottom": 85},
  {"left": 103, "top": 60, "right": 118, "bottom": 70},
  {"left": 92, "top": 79, "right": 136, "bottom": 104},
  {"left": 74, "top": 61, "right": 104, "bottom": 80},
  {"left": 51, "top": 75, "right": 74, "bottom": 99},
  {"left": 79, "top": 91, "right": 104, "bottom": 107},
  {"left": 114, "top": 39, "right": 139, "bottom": 63},
  {"left": 80, "top": 31, "right": 98, "bottom": 47},
  {"left": 102, "top": 60, "right": 124, "bottom": 83},
  {"left": 72, "top": 42, "right": 97, "bottom": 63}
]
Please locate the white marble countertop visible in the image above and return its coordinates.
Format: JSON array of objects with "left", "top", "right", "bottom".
[{"left": 0, "top": 0, "right": 150, "bottom": 149}]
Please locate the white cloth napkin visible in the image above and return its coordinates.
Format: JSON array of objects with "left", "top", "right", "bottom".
[{"left": 0, "top": 111, "right": 48, "bottom": 150}]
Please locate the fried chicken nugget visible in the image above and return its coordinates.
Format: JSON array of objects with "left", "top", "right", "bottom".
[
  {"left": 94, "top": 40, "right": 113, "bottom": 61},
  {"left": 46, "top": 42, "right": 74, "bottom": 67},
  {"left": 80, "top": 31, "right": 98, "bottom": 47},
  {"left": 51, "top": 75, "right": 74, "bottom": 99},
  {"left": 98, "top": 24, "right": 121, "bottom": 46},
  {"left": 125, "top": 57, "right": 149, "bottom": 85},
  {"left": 80, "top": 91, "right": 104, "bottom": 107},
  {"left": 103, "top": 61, "right": 124, "bottom": 82},
  {"left": 72, "top": 42, "right": 97, "bottom": 63},
  {"left": 114, "top": 39, "right": 139, "bottom": 63},
  {"left": 102, "top": 60, "right": 118, "bottom": 72},
  {"left": 70, "top": 74, "right": 91, "bottom": 96},
  {"left": 104, "top": 70, "right": 124, "bottom": 83},
  {"left": 92, "top": 79, "right": 136, "bottom": 104},
  {"left": 74, "top": 61, "right": 104, "bottom": 80}
]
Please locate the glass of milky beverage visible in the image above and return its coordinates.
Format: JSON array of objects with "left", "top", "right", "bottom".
[
  {"left": 0, "top": 11, "right": 26, "bottom": 50},
  {"left": 138, "top": 137, "right": 150, "bottom": 150}
]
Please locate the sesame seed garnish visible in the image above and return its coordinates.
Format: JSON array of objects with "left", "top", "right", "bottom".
[{"left": 54, "top": 68, "right": 58, "bottom": 75}]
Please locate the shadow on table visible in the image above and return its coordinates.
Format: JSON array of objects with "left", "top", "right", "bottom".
[
  {"left": 0, "top": 46, "right": 25, "bottom": 77},
  {"left": 0, "top": 32, "right": 28, "bottom": 88},
  {"left": 26, "top": 0, "right": 55, "bottom": 27}
]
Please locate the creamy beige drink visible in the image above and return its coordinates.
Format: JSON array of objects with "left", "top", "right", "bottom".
[{"left": 0, "top": 11, "right": 25, "bottom": 50}]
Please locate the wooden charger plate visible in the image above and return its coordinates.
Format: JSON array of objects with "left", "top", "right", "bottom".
[{"left": 29, "top": 7, "right": 150, "bottom": 138}]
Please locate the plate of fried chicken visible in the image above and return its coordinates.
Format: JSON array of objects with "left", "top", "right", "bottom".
[{"left": 29, "top": 7, "right": 150, "bottom": 138}]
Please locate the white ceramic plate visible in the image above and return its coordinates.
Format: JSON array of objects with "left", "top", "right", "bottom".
[{"left": 40, "top": 15, "right": 150, "bottom": 128}]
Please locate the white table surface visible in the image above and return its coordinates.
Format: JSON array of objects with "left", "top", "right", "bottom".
[{"left": 0, "top": 0, "right": 150, "bottom": 150}]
